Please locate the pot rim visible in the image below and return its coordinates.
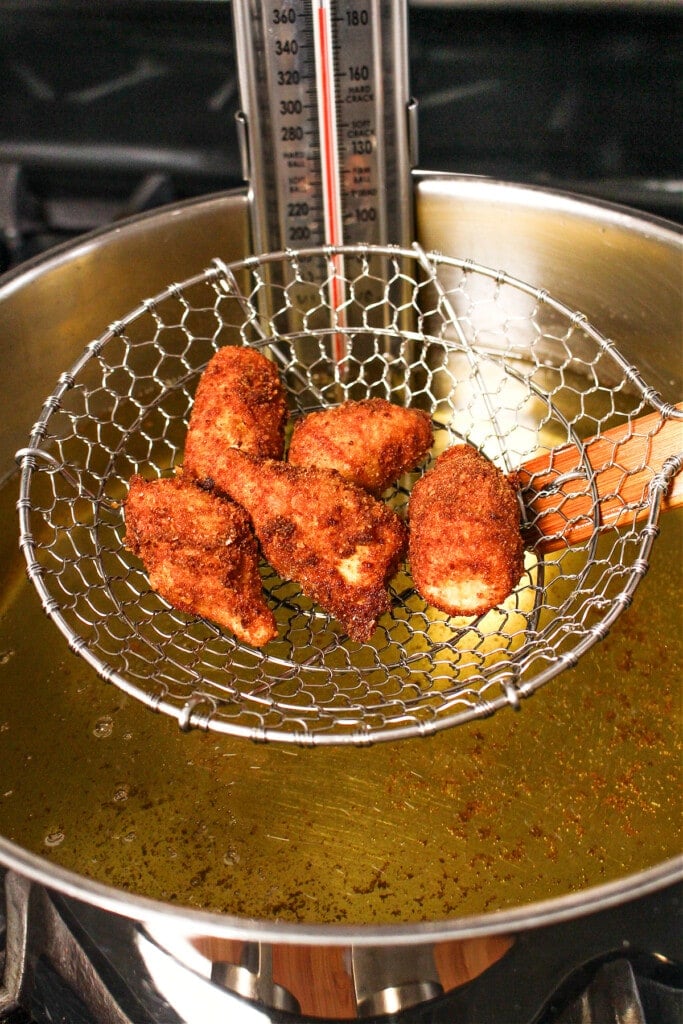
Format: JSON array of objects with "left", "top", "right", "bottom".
[
  {"left": 1, "top": 174, "right": 681, "bottom": 945},
  {"left": 415, "top": 170, "right": 683, "bottom": 243},
  {"left": 0, "top": 832, "right": 680, "bottom": 945},
  {"left": 0, "top": 172, "right": 680, "bottom": 302}
]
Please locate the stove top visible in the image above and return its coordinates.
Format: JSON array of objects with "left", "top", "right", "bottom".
[
  {"left": 1, "top": 870, "right": 681, "bottom": 1024},
  {"left": 0, "top": 1, "right": 680, "bottom": 271}
]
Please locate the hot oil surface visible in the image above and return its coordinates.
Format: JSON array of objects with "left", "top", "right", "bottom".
[{"left": 0, "top": 472, "right": 681, "bottom": 925}]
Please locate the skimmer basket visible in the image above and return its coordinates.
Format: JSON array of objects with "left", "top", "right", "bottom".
[{"left": 16, "top": 244, "right": 682, "bottom": 744}]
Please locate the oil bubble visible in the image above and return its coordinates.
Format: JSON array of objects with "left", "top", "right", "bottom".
[
  {"left": 113, "top": 784, "right": 130, "bottom": 802},
  {"left": 45, "top": 829, "right": 65, "bottom": 847},
  {"left": 122, "top": 831, "right": 136, "bottom": 843},
  {"left": 93, "top": 716, "right": 114, "bottom": 738}
]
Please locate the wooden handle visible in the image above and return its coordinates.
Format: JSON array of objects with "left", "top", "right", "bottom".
[{"left": 517, "top": 402, "right": 683, "bottom": 553}]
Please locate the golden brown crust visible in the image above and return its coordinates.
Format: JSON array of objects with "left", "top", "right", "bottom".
[
  {"left": 124, "top": 474, "right": 277, "bottom": 647},
  {"left": 408, "top": 445, "right": 524, "bottom": 617},
  {"left": 184, "top": 346, "right": 288, "bottom": 483},
  {"left": 288, "top": 398, "right": 433, "bottom": 494},
  {"left": 188, "top": 450, "right": 407, "bottom": 642}
]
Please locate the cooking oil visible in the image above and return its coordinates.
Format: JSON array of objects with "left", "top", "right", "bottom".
[{"left": 0, "top": 468, "right": 680, "bottom": 925}]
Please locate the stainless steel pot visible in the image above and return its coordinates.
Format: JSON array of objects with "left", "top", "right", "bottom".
[{"left": 0, "top": 174, "right": 681, "bottom": 1021}]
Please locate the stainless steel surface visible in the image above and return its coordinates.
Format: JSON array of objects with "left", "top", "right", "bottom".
[
  {"left": 351, "top": 943, "right": 443, "bottom": 1016},
  {"left": 2, "top": 869, "right": 678, "bottom": 1022},
  {"left": 415, "top": 176, "right": 682, "bottom": 403},
  {"left": 13, "top": 241, "right": 683, "bottom": 744},
  {"left": 0, "top": 181, "right": 680, "bottom": 1022},
  {"left": 231, "top": 0, "right": 415, "bottom": 257},
  {"left": 210, "top": 942, "right": 300, "bottom": 1014}
]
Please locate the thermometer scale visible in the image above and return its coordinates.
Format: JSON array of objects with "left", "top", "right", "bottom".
[{"left": 232, "top": 0, "right": 417, "bottom": 334}]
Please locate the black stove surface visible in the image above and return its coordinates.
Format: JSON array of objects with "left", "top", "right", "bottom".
[{"left": 0, "top": 1, "right": 681, "bottom": 270}]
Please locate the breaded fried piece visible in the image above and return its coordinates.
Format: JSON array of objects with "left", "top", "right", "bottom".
[
  {"left": 408, "top": 445, "right": 524, "bottom": 617},
  {"left": 288, "top": 398, "right": 433, "bottom": 494},
  {"left": 188, "top": 450, "right": 407, "bottom": 642},
  {"left": 124, "top": 474, "right": 277, "bottom": 647},
  {"left": 184, "top": 346, "right": 287, "bottom": 481}
]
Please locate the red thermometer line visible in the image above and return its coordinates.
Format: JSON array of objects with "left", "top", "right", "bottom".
[{"left": 313, "top": 0, "right": 347, "bottom": 366}]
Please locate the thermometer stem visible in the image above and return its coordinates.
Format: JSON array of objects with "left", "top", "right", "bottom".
[
  {"left": 314, "top": 0, "right": 342, "bottom": 250},
  {"left": 313, "top": 0, "right": 346, "bottom": 365}
]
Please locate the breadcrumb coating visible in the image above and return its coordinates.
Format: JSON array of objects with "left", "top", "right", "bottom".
[
  {"left": 124, "top": 474, "right": 277, "bottom": 647},
  {"left": 288, "top": 398, "right": 433, "bottom": 494},
  {"left": 184, "top": 346, "right": 287, "bottom": 482},
  {"left": 188, "top": 449, "right": 407, "bottom": 642},
  {"left": 408, "top": 445, "right": 524, "bottom": 617}
]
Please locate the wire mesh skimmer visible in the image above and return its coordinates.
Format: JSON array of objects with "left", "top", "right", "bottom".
[{"left": 16, "top": 244, "right": 683, "bottom": 745}]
